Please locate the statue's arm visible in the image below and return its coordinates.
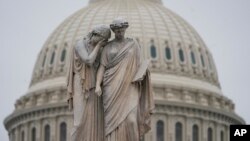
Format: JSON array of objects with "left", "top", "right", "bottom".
[
  {"left": 75, "top": 41, "right": 102, "bottom": 65},
  {"left": 95, "top": 64, "right": 105, "bottom": 96}
]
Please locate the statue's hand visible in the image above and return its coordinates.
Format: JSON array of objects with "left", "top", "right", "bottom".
[
  {"left": 95, "top": 85, "right": 102, "bottom": 96},
  {"left": 97, "top": 39, "right": 108, "bottom": 47}
]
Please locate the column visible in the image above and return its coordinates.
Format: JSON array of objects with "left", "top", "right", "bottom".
[{"left": 51, "top": 118, "right": 57, "bottom": 141}]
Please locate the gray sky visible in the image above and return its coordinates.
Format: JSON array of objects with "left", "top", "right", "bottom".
[{"left": 0, "top": 0, "right": 250, "bottom": 140}]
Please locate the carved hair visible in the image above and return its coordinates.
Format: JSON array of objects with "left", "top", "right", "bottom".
[
  {"left": 87, "top": 24, "right": 111, "bottom": 40},
  {"left": 110, "top": 17, "right": 129, "bottom": 30}
]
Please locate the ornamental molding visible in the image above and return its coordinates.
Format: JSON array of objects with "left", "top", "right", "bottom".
[
  {"left": 154, "top": 100, "right": 244, "bottom": 125},
  {"left": 4, "top": 103, "right": 71, "bottom": 131}
]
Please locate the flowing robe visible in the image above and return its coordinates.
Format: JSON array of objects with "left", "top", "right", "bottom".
[
  {"left": 100, "top": 38, "right": 154, "bottom": 141},
  {"left": 67, "top": 39, "right": 104, "bottom": 141}
]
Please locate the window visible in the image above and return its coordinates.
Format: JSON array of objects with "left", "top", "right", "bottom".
[
  {"left": 178, "top": 49, "right": 185, "bottom": 62},
  {"left": 157, "top": 120, "right": 164, "bottom": 141},
  {"left": 60, "top": 49, "right": 67, "bottom": 62},
  {"left": 165, "top": 47, "right": 171, "bottom": 60},
  {"left": 190, "top": 51, "right": 196, "bottom": 64},
  {"left": 208, "top": 128, "right": 213, "bottom": 141},
  {"left": 220, "top": 131, "right": 224, "bottom": 141},
  {"left": 50, "top": 51, "right": 55, "bottom": 65},
  {"left": 175, "top": 122, "right": 182, "bottom": 141},
  {"left": 32, "top": 128, "right": 36, "bottom": 141},
  {"left": 192, "top": 125, "right": 199, "bottom": 141},
  {"left": 21, "top": 131, "right": 24, "bottom": 141},
  {"left": 42, "top": 54, "right": 47, "bottom": 67},
  {"left": 200, "top": 54, "right": 205, "bottom": 67},
  {"left": 207, "top": 54, "right": 213, "bottom": 69},
  {"left": 45, "top": 125, "right": 50, "bottom": 141},
  {"left": 150, "top": 45, "right": 157, "bottom": 59},
  {"left": 60, "top": 122, "right": 67, "bottom": 141}
]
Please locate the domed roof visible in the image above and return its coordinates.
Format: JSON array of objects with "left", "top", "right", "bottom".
[{"left": 29, "top": 0, "right": 220, "bottom": 93}]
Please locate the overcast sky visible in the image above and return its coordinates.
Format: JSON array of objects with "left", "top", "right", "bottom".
[{"left": 0, "top": 0, "right": 250, "bottom": 140}]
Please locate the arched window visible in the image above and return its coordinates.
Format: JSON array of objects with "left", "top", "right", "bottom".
[
  {"left": 207, "top": 54, "right": 213, "bottom": 70},
  {"left": 21, "top": 131, "right": 25, "bottom": 141},
  {"left": 165, "top": 47, "right": 171, "bottom": 60},
  {"left": 60, "top": 49, "right": 67, "bottom": 62},
  {"left": 150, "top": 45, "right": 157, "bottom": 59},
  {"left": 192, "top": 125, "right": 199, "bottom": 141},
  {"left": 50, "top": 51, "right": 55, "bottom": 65},
  {"left": 200, "top": 54, "right": 205, "bottom": 67},
  {"left": 190, "top": 51, "right": 196, "bottom": 64},
  {"left": 220, "top": 131, "right": 224, "bottom": 141},
  {"left": 45, "top": 125, "right": 50, "bottom": 141},
  {"left": 42, "top": 54, "right": 47, "bottom": 67},
  {"left": 32, "top": 128, "right": 36, "bottom": 141},
  {"left": 60, "top": 122, "right": 67, "bottom": 141},
  {"left": 178, "top": 49, "right": 185, "bottom": 62},
  {"left": 175, "top": 122, "right": 182, "bottom": 141},
  {"left": 156, "top": 120, "right": 164, "bottom": 141},
  {"left": 207, "top": 128, "right": 213, "bottom": 141}
]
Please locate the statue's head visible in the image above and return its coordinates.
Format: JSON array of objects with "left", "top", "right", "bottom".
[
  {"left": 89, "top": 24, "right": 111, "bottom": 44},
  {"left": 110, "top": 18, "right": 129, "bottom": 40}
]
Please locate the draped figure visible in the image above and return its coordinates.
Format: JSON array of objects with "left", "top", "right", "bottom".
[
  {"left": 67, "top": 25, "right": 111, "bottom": 141},
  {"left": 95, "top": 18, "right": 154, "bottom": 141}
]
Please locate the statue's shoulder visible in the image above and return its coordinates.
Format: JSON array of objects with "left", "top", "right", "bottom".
[
  {"left": 105, "top": 39, "right": 115, "bottom": 48},
  {"left": 126, "top": 37, "right": 134, "bottom": 43},
  {"left": 126, "top": 38, "right": 140, "bottom": 48},
  {"left": 126, "top": 38, "right": 139, "bottom": 45}
]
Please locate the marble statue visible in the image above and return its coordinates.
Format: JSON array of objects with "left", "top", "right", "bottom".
[
  {"left": 95, "top": 18, "right": 154, "bottom": 141},
  {"left": 67, "top": 24, "right": 111, "bottom": 141},
  {"left": 67, "top": 18, "right": 154, "bottom": 141}
]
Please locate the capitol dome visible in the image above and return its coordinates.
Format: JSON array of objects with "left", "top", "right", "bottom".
[
  {"left": 4, "top": 0, "right": 244, "bottom": 141},
  {"left": 30, "top": 0, "right": 219, "bottom": 86}
]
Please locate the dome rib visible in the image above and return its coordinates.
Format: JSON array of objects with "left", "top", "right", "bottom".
[
  {"left": 52, "top": 10, "right": 86, "bottom": 75},
  {"left": 168, "top": 11, "right": 194, "bottom": 74},
  {"left": 59, "top": 9, "right": 86, "bottom": 45},
  {"left": 152, "top": 4, "right": 173, "bottom": 43},
  {"left": 168, "top": 2, "right": 213, "bottom": 82},
  {"left": 151, "top": 3, "right": 181, "bottom": 68},
  {"left": 101, "top": 0, "right": 113, "bottom": 24},
  {"left": 45, "top": 10, "right": 83, "bottom": 77},
  {"left": 70, "top": 5, "right": 96, "bottom": 44},
  {"left": 161, "top": 7, "right": 187, "bottom": 73},
  {"left": 142, "top": 1, "right": 161, "bottom": 61},
  {"left": 87, "top": 2, "right": 107, "bottom": 32},
  {"left": 133, "top": 0, "right": 146, "bottom": 44},
  {"left": 49, "top": 13, "right": 76, "bottom": 46},
  {"left": 125, "top": 0, "right": 132, "bottom": 36},
  {"left": 114, "top": 0, "right": 122, "bottom": 18}
]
